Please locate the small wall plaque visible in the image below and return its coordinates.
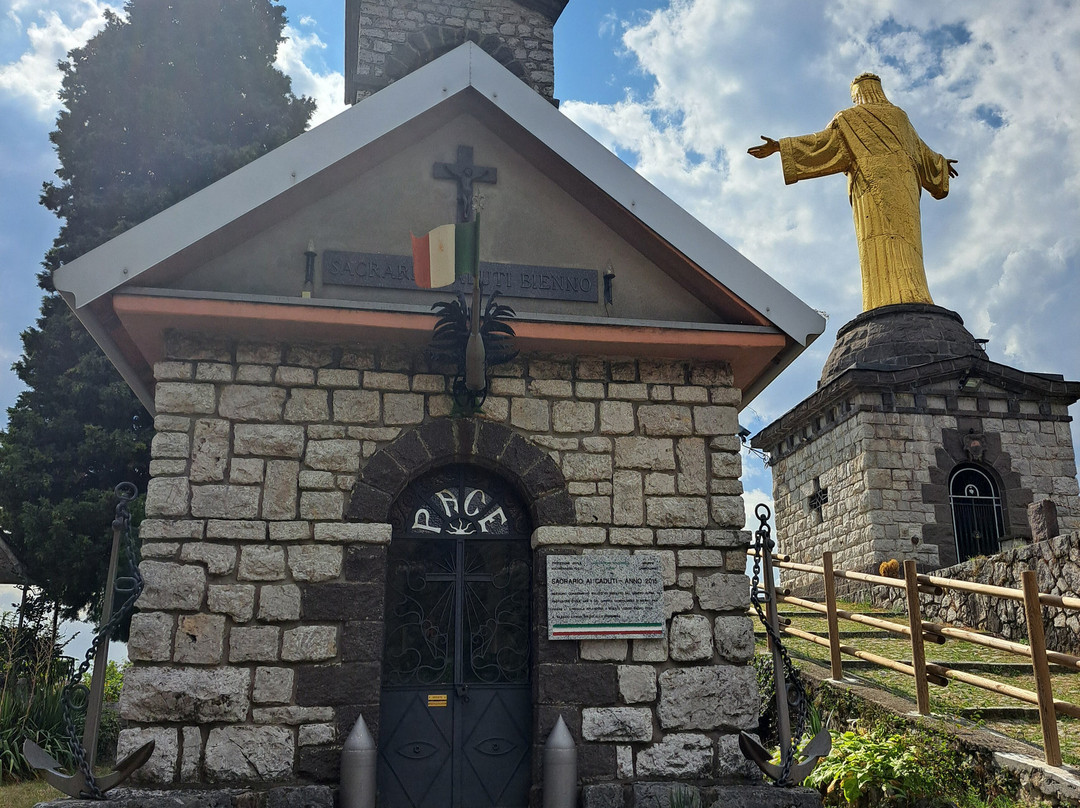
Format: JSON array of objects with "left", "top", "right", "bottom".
[
  {"left": 546, "top": 554, "right": 665, "bottom": 640},
  {"left": 322, "top": 251, "right": 598, "bottom": 303}
]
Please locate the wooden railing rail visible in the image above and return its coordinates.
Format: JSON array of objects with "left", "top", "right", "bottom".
[{"left": 751, "top": 549, "right": 1078, "bottom": 766}]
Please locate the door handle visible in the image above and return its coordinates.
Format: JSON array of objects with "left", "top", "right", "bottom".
[{"left": 456, "top": 684, "right": 470, "bottom": 703}]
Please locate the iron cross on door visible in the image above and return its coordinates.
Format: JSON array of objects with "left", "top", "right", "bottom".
[{"left": 378, "top": 465, "right": 532, "bottom": 808}]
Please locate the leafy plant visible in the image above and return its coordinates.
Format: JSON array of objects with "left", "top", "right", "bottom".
[
  {"left": 0, "top": 608, "right": 73, "bottom": 782},
  {"left": 805, "top": 726, "right": 920, "bottom": 804}
]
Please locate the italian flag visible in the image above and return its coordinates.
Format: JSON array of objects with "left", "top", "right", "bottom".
[{"left": 411, "top": 219, "right": 479, "bottom": 288}]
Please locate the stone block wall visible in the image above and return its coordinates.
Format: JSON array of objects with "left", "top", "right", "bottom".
[
  {"left": 760, "top": 380, "right": 1079, "bottom": 595},
  {"left": 119, "top": 330, "right": 759, "bottom": 797},
  {"left": 872, "top": 531, "right": 1080, "bottom": 656},
  {"left": 348, "top": 0, "right": 556, "bottom": 102}
]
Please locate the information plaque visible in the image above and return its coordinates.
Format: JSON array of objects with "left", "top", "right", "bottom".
[{"left": 546, "top": 554, "right": 665, "bottom": 640}]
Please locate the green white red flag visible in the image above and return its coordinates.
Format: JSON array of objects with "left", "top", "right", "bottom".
[{"left": 411, "top": 219, "right": 479, "bottom": 288}]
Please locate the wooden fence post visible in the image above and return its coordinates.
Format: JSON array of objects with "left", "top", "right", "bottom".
[
  {"left": 1022, "top": 569, "right": 1062, "bottom": 766},
  {"left": 823, "top": 552, "right": 843, "bottom": 680},
  {"left": 903, "top": 560, "right": 930, "bottom": 715}
]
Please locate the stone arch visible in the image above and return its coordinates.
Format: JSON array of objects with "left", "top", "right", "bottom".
[
  {"left": 347, "top": 419, "right": 573, "bottom": 527},
  {"left": 922, "top": 421, "right": 1032, "bottom": 566},
  {"left": 384, "top": 28, "right": 529, "bottom": 86}
]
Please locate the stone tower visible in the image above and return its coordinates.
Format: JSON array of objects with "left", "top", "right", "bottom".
[
  {"left": 345, "top": 0, "right": 568, "bottom": 104},
  {"left": 753, "top": 303, "right": 1080, "bottom": 594}
]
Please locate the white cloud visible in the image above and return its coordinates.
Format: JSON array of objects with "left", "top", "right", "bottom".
[
  {"left": 277, "top": 25, "right": 347, "bottom": 129},
  {"left": 562, "top": 0, "right": 1080, "bottom": 457},
  {"left": 0, "top": 1, "right": 117, "bottom": 121}
]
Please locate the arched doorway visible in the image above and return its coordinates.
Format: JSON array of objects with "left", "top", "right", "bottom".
[
  {"left": 378, "top": 464, "right": 533, "bottom": 808},
  {"left": 949, "top": 464, "right": 1004, "bottom": 562}
]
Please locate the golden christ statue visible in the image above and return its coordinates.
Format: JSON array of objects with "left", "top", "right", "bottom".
[{"left": 749, "top": 73, "right": 958, "bottom": 311}]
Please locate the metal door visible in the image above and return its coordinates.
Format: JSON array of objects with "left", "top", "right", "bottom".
[
  {"left": 378, "top": 465, "right": 532, "bottom": 808},
  {"left": 949, "top": 465, "right": 1004, "bottom": 562}
]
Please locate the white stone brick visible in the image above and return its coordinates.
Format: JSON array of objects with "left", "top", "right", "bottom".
[
  {"left": 128, "top": 612, "right": 174, "bottom": 661},
  {"left": 205, "top": 726, "right": 293, "bottom": 781},
  {"left": 174, "top": 613, "right": 226, "bottom": 664},
  {"left": 253, "top": 666, "right": 294, "bottom": 704},
  {"left": 138, "top": 561, "right": 205, "bottom": 610},
  {"left": 582, "top": 707, "right": 653, "bottom": 742},
  {"left": 238, "top": 546, "right": 286, "bottom": 581},
  {"left": 259, "top": 584, "right": 301, "bottom": 621},
  {"left": 180, "top": 542, "right": 237, "bottom": 575},
  {"left": 282, "top": 625, "right": 338, "bottom": 661},
  {"left": 288, "top": 545, "right": 343, "bottom": 582},
  {"left": 229, "top": 626, "right": 281, "bottom": 662},
  {"left": 219, "top": 385, "right": 286, "bottom": 422},
  {"left": 207, "top": 584, "right": 256, "bottom": 622}
]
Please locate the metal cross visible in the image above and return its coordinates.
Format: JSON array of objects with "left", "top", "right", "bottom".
[{"left": 433, "top": 145, "right": 497, "bottom": 223}]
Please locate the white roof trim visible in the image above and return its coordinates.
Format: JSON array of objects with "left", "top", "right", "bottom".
[{"left": 54, "top": 42, "right": 824, "bottom": 346}]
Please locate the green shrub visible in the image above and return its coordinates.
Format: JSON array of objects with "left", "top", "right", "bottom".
[{"left": 0, "top": 607, "right": 73, "bottom": 783}]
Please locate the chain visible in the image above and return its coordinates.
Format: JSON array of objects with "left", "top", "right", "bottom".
[
  {"left": 61, "top": 482, "right": 144, "bottom": 799},
  {"left": 748, "top": 503, "right": 810, "bottom": 786}
]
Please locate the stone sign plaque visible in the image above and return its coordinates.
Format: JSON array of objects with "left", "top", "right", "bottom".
[
  {"left": 322, "top": 250, "right": 598, "bottom": 302},
  {"left": 547, "top": 554, "right": 665, "bottom": 640}
]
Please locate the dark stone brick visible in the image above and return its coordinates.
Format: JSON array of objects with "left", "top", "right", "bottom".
[
  {"left": 702, "top": 785, "right": 822, "bottom": 808},
  {"left": 301, "top": 582, "right": 382, "bottom": 621},
  {"left": 362, "top": 450, "right": 408, "bottom": 495},
  {"left": 537, "top": 704, "right": 581, "bottom": 740},
  {"left": 533, "top": 490, "right": 574, "bottom": 526},
  {"left": 418, "top": 418, "right": 455, "bottom": 460},
  {"left": 347, "top": 482, "right": 392, "bottom": 522},
  {"left": 453, "top": 418, "right": 478, "bottom": 456},
  {"left": 342, "top": 620, "right": 384, "bottom": 662},
  {"left": 297, "top": 747, "right": 339, "bottom": 783},
  {"left": 520, "top": 456, "right": 568, "bottom": 499},
  {"left": 337, "top": 705, "right": 380, "bottom": 744},
  {"left": 297, "top": 662, "right": 380, "bottom": 706},
  {"left": 344, "top": 545, "right": 387, "bottom": 583},
  {"left": 579, "top": 743, "right": 616, "bottom": 780},
  {"left": 267, "top": 786, "right": 335, "bottom": 808},
  {"left": 501, "top": 432, "right": 542, "bottom": 473},
  {"left": 921, "top": 483, "right": 947, "bottom": 504},
  {"left": 386, "top": 428, "right": 433, "bottom": 477},
  {"left": 537, "top": 663, "right": 617, "bottom": 706},
  {"left": 476, "top": 420, "right": 512, "bottom": 463},
  {"left": 584, "top": 783, "right": 625, "bottom": 808}
]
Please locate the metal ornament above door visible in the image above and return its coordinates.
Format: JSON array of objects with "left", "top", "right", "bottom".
[{"left": 379, "top": 465, "right": 533, "bottom": 808}]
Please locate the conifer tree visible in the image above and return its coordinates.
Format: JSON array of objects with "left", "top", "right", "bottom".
[{"left": 0, "top": 0, "right": 314, "bottom": 617}]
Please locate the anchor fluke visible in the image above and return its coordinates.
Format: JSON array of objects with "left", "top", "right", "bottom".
[
  {"left": 739, "top": 728, "right": 832, "bottom": 785},
  {"left": 23, "top": 738, "right": 155, "bottom": 798}
]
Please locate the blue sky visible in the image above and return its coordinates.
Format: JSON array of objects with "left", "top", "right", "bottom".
[{"left": 2, "top": 0, "right": 1080, "bottom": 652}]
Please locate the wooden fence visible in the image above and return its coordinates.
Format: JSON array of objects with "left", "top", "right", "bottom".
[{"left": 752, "top": 550, "right": 1080, "bottom": 766}]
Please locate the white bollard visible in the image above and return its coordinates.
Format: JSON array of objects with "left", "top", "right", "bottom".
[
  {"left": 340, "top": 713, "right": 377, "bottom": 808},
  {"left": 543, "top": 715, "right": 577, "bottom": 808}
]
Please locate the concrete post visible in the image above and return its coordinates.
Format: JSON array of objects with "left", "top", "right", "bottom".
[
  {"left": 543, "top": 715, "right": 577, "bottom": 808},
  {"left": 340, "top": 713, "right": 377, "bottom": 808}
]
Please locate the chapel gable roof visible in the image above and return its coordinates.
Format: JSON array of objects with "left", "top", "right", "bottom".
[{"left": 53, "top": 43, "right": 825, "bottom": 412}]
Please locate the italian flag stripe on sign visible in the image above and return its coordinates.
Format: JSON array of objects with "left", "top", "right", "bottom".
[{"left": 411, "top": 219, "right": 479, "bottom": 288}]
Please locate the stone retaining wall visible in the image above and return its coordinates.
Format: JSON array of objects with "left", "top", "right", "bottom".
[
  {"left": 872, "top": 532, "right": 1080, "bottom": 655},
  {"left": 119, "top": 330, "right": 761, "bottom": 801}
]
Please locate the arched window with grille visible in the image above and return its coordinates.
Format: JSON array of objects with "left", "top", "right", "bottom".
[{"left": 949, "top": 465, "right": 1004, "bottom": 562}]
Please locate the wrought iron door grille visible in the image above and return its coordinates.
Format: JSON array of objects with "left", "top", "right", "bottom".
[{"left": 949, "top": 465, "right": 1004, "bottom": 562}]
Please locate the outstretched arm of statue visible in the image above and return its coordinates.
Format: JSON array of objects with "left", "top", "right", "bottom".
[
  {"left": 748, "top": 136, "right": 780, "bottom": 159},
  {"left": 947, "top": 159, "right": 958, "bottom": 178}
]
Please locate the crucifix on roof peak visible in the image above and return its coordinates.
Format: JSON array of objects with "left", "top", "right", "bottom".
[{"left": 433, "top": 145, "right": 497, "bottom": 223}]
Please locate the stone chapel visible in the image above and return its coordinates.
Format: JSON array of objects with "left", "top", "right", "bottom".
[{"left": 54, "top": 2, "right": 826, "bottom": 805}]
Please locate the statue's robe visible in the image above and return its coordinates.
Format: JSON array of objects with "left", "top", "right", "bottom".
[{"left": 779, "top": 102, "right": 951, "bottom": 311}]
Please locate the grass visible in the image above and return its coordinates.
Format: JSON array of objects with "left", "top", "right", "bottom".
[
  {"left": 0, "top": 777, "right": 57, "bottom": 808},
  {"left": 760, "top": 599, "right": 1080, "bottom": 766}
]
